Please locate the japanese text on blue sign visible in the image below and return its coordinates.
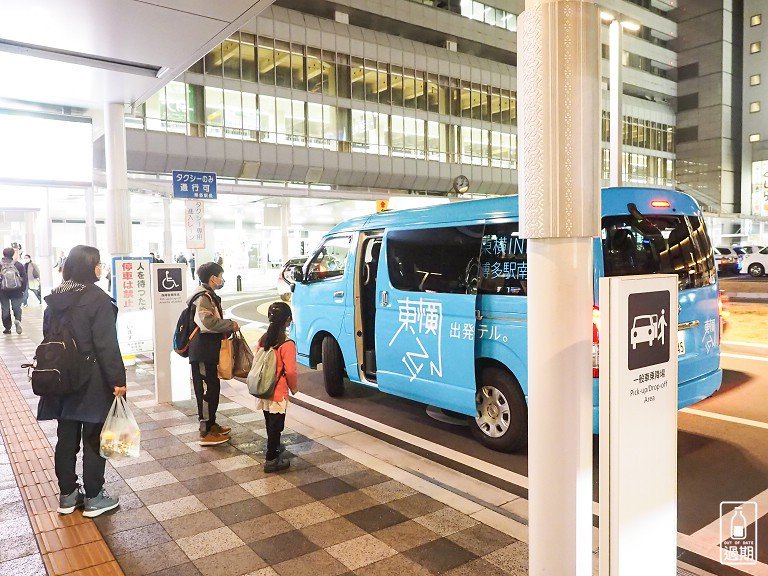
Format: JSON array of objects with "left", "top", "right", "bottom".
[{"left": 172, "top": 171, "right": 217, "bottom": 200}]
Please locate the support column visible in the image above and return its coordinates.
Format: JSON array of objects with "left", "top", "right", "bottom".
[
  {"left": 518, "top": 1, "right": 600, "bottom": 575},
  {"left": 105, "top": 103, "right": 132, "bottom": 256},
  {"left": 85, "top": 186, "right": 97, "bottom": 246},
  {"left": 38, "top": 190, "right": 54, "bottom": 294},
  {"left": 609, "top": 19, "right": 623, "bottom": 187},
  {"left": 24, "top": 212, "right": 36, "bottom": 261},
  {"left": 280, "top": 201, "right": 290, "bottom": 264},
  {"left": 163, "top": 195, "right": 173, "bottom": 264}
]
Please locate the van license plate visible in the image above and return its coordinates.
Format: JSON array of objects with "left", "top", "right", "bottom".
[{"left": 677, "top": 332, "right": 685, "bottom": 356}]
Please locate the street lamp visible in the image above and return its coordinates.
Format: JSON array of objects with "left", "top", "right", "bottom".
[{"left": 601, "top": 11, "right": 640, "bottom": 187}]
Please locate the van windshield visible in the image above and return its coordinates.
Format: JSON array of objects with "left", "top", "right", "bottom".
[{"left": 602, "top": 213, "right": 716, "bottom": 290}]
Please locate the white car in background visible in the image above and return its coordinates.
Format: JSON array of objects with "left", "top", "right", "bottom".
[{"left": 739, "top": 246, "right": 768, "bottom": 277}]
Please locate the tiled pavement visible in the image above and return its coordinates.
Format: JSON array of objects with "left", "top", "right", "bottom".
[{"left": 0, "top": 305, "right": 530, "bottom": 576}]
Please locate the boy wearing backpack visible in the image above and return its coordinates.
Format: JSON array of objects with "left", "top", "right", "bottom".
[
  {"left": 188, "top": 262, "right": 239, "bottom": 446},
  {"left": 0, "top": 247, "right": 27, "bottom": 335}
]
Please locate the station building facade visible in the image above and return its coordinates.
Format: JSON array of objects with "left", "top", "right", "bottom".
[{"left": 100, "top": 0, "right": 679, "bottom": 199}]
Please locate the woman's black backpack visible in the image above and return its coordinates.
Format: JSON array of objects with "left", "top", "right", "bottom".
[{"left": 22, "top": 295, "right": 94, "bottom": 396}]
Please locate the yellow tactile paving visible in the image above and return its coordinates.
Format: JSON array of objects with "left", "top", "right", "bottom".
[{"left": 0, "top": 360, "right": 125, "bottom": 575}]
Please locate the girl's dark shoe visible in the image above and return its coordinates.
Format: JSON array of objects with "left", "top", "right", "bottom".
[{"left": 263, "top": 456, "right": 290, "bottom": 473}]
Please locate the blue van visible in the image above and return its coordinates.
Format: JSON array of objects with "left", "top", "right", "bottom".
[{"left": 290, "top": 187, "right": 723, "bottom": 452}]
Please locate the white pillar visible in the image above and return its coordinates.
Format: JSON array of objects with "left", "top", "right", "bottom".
[
  {"left": 518, "top": 1, "right": 601, "bottom": 575},
  {"left": 609, "top": 19, "right": 623, "bottom": 187},
  {"left": 24, "top": 212, "right": 36, "bottom": 260},
  {"left": 85, "top": 186, "right": 97, "bottom": 246},
  {"left": 280, "top": 201, "right": 290, "bottom": 264},
  {"left": 38, "top": 189, "right": 54, "bottom": 294},
  {"left": 105, "top": 103, "right": 132, "bottom": 256},
  {"left": 163, "top": 195, "right": 173, "bottom": 263}
]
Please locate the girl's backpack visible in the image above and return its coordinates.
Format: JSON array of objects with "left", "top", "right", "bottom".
[{"left": 247, "top": 340, "right": 291, "bottom": 399}]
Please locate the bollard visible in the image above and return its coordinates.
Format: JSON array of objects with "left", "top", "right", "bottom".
[{"left": 236, "top": 274, "right": 242, "bottom": 292}]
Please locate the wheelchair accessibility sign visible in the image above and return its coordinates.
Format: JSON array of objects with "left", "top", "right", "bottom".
[
  {"left": 628, "top": 290, "right": 671, "bottom": 370},
  {"left": 155, "top": 266, "right": 185, "bottom": 304}
]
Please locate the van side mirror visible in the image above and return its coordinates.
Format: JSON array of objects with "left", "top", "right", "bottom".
[{"left": 291, "top": 267, "right": 304, "bottom": 283}]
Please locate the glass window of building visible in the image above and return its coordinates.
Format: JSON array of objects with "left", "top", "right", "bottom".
[
  {"left": 751, "top": 41, "right": 762, "bottom": 54},
  {"left": 751, "top": 74, "right": 762, "bottom": 86},
  {"left": 223, "top": 38, "right": 241, "bottom": 80},
  {"left": 144, "top": 92, "right": 164, "bottom": 132},
  {"left": 306, "top": 47, "right": 323, "bottom": 93},
  {"left": 750, "top": 133, "right": 760, "bottom": 143},
  {"left": 460, "top": 126, "right": 488, "bottom": 165},
  {"left": 322, "top": 50, "right": 337, "bottom": 97},
  {"left": 336, "top": 54, "right": 351, "bottom": 98},
  {"left": 204, "top": 87, "right": 224, "bottom": 136},
  {"left": 307, "top": 103, "right": 337, "bottom": 150},
  {"left": 751, "top": 101, "right": 761, "bottom": 113},
  {"left": 165, "top": 81, "right": 188, "bottom": 133},
  {"left": 390, "top": 65, "right": 405, "bottom": 107},
  {"left": 241, "top": 34, "right": 257, "bottom": 83},
  {"left": 224, "top": 90, "right": 243, "bottom": 137},
  {"left": 291, "top": 43, "right": 305, "bottom": 90},
  {"left": 259, "top": 95, "right": 276, "bottom": 143},
  {"left": 205, "top": 43, "right": 223, "bottom": 77},
  {"left": 402, "top": 68, "right": 418, "bottom": 109},
  {"left": 351, "top": 57, "right": 365, "bottom": 100},
  {"left": 427, "top": 121, "right": 447, "bottom": 162},
  {"left": 490, "top": 131, "right": 515, "bottom": 168},
  {"left": 258, "top": 37, "right": 276, "bottom": 85},
  {"left": 187, "top": 84, "right": 204, "bottom": 136},
  {"left": 365, "top": 61, "right": 388, "bottom": 104},
  {"left": 751, "top": 14, "right": 762, "bottom": 26},
  {"left": 242, "top": 93, "right": 258, "bottom": 136},
  {"left": 274, "top": 41, "right": 293, "bottom": 89}
]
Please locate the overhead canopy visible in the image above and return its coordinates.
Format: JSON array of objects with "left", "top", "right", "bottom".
[{"left": 0, "top": 0, "right": 275, "bottom": 112}]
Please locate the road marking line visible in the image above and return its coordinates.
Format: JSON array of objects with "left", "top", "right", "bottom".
[
  {"left": 723, "top": 340, "right": 768, "bottom": 349},
  {"left": 691, "top": 488, "right": 768, "bottom": 545},
  {"left": 722, "top": 352, "right": 768, "bottom": 362},
  {"left": 292, "top": 391, "right": 531, "bottom": 490},
  {"left": 681, "top": 408, "right": 768, "bottom": 431},
  {"left": 678, "top": 533, "right": 768, "bottom": 576},
  {"left": 224, "top": 298, "right": 269, "bottom": 323}
]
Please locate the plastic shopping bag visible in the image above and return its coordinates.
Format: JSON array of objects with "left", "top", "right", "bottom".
[
  {"left": 100, "top": 396, "right": 141, "bottom": 460},
  {"left": 232, "top": 331, "right": 254, "bottom": 378}
]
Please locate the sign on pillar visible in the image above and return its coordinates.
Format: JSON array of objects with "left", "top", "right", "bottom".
[
  {"left": 599, "top": 274, "right": 678, "bottom": 576},
  {"left": 185, "top": 200, "right": 206, "bottom": 250},
  {"left": 150, "top": 263, "right": 191, "bottom": 403},
  {"left": 112, "top": 256, "right": 154, "bottom": 359}
]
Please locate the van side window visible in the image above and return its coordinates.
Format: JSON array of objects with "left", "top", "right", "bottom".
[
  {"left": 477, "top": 223, "right": 528, "bottom": 296},
  {"left": 386, "top": 225, "right": 484, "bottom": 293},
  {"left": 307, "top": 236, "right": 351, "bottom": 282}
]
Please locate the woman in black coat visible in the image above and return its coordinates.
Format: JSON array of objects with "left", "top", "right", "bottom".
[{"left": 37, "top": 245, "right": 127, "bottom": 518}]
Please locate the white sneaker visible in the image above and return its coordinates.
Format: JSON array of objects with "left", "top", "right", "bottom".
[{"left": 14, "top": 320, "right": 21, "bottom": 334}]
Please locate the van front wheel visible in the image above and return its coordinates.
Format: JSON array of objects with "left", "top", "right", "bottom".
[
  {"left": 471, "top": 367, "right": 527, "bottom": 452},
  {"left": 321, "top": 337, "right": 345, "bottom": 397}
]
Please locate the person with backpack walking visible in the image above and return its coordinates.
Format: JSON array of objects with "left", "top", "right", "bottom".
[
  {"left": 22, "top": 254, "right": 41, "bottom": 306},
  {"left": 188, "top": 261, "right": 239, "bottom": 446},
  {"left": 36, "top": 245, "right": 126, "bottom": 518},
  {"left": 255, "top": 302, "right": 297, "bottom": 473},
  {"left": 0, "top": 246, "right": 27, "bottom": 334}
]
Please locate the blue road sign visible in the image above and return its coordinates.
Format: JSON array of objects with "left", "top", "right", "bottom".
[{"left": 172, "top": 170, "right": 217, "bottom": 200}]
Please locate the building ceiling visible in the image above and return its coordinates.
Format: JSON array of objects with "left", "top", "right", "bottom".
[{"left": 0, "top": 0, "right": 275, "bottom": 114}]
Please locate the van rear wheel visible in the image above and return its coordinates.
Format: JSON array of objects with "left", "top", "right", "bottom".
[
  {"left": 471, "top": 366, "right": 527, "bottom": 452},
  {"left": 321, "top": 337, "right": 345, "bottom": 397},
  {"left": 749, "top": 263, "right": 765, "bottom": 277}
]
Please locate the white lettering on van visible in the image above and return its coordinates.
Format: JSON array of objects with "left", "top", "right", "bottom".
[
  {"left": 702, "top": 318, "right": 716, "bottom": 353},
  {"left": 389, "top": 297, "right": 443, "bottom": 381}
]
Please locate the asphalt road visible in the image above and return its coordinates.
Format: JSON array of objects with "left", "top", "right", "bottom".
[{"left": 222, "top": 290, "right": 768, "bottom": 568}]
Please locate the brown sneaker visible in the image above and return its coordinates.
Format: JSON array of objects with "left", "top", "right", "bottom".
[
  {"left": 209, "top": 423, "right": 231, "bottom": 436},
  {"left": 199, "top": 432, "right": 229, "bottom": 446}
]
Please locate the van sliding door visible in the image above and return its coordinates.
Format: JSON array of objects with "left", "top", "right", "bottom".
[{"left": 374, "top": 225, "right": 482, "bottom": 416}]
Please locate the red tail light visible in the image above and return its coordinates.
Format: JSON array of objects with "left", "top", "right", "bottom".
[
  {"left": 718, "top": 291, "right": 730, "bottom": 344},
  {"left": 592, "top": 305, "right": 600, "bottom": 378}
]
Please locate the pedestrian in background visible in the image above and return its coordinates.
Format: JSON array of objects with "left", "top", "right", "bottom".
[
  {"left": 188, "top": 262, "right": 238, "bottom": 446},
  {"left": 22, "top": 254, "right": 41, "bottom": 306},
  {"left": 37, "top": 245, "right": 126, "bottom": 517},
  {"left": 256, "top": 301, "right": 297, "bottom": 473},
  {"left": 0, "top": 246, "right": 27, "bottom": 334},
  {"left": 189, "top": 254, "right": 196, "bottom": 280}
]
